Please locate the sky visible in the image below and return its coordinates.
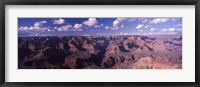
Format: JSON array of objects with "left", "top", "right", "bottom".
[{"left": 18, "top": 17, "right": 182, "bottom": 37}]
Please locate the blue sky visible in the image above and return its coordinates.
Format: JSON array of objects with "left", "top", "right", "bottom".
[{"left": 18, "top": 17, "right": 182, "bottom": 37}]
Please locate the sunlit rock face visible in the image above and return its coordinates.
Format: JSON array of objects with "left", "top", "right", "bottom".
[{"left": 18, "top": 35, "right": 182, "bottom": 69}]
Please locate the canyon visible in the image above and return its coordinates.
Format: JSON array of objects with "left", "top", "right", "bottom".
[{"left": 18, "top": 35, "right": 182, "bottom": 69}]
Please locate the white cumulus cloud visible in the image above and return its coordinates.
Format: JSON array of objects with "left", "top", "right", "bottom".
[
  {"left": 105, "top": 26, "right": 110, "bottom": 29},
  {"left": 150, "top": 28, "right": 157, "bottom": 31},
  {"left": 116, "top": 18, "right": 127, "bottom": 22},
  {"left": 74, "top": 24, "right": 83, "bottom": 29},
  {"left": 168, "top": 28, "right": 176, "bottom": 31},
  {"left": 162, "top": 27, "right": 181, "bottom": 32},
  {"left": 83, "top": 18, "right": 98, "bottom": 27},
  {"left": 55, "top": 25, "right": 72, "bottom": 31},
  {"left": 142, "top": 19, "right": 149, "bottom": 23},
  {"left": 113, "top": 20, "right": 120, "bottom": 28},
  {"left": 53, "top": 18, "right": 65, "bottom": 24},
  {"left": 127, "top": 18, "right": 137, "bottom": 22},
  {"left": 111, "top": 18, "right": 127, "bottom": 30},
  {"left": 34, "top": 20, "right": 47, "bottom": 27},
  {"left": 144, "top": 25, "right": 151, "bottom": 28},
  {"left": 162, "top": 28, "right": 168, "bottom": 31},
  {"left": 149, "top": 18, "right": 170, "bottom": 24},
  {"left": 18, "top": 26, "right": 29, "bottom": 31},
  {"left": 136, "top": 24, "right": 145, "bottom": 29},
  {"left": 19, "top": 20, "right": 48, "bottom": 31},
  {"left": 94, "top": 24, "right": 104, "bottom": 28},
  {"left": 149, "top": 18, "right": 180, "bottom": 24}
]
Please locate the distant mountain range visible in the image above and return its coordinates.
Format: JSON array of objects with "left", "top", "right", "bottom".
[{"left": 18, "top": 35, "right": 182, "bottom": 69}]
